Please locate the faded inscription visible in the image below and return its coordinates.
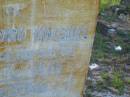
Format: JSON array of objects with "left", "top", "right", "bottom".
[
  {"left": 32, "top": 26, "right": 87, "bottom": 41},
  {"left": 0, "top": 0, "right": 99, "bottom": 97},
  {"left": 0, "top": 26, "right": 87, "bottom": 43},
  {"left": 0, "top": 28, "right": 26, "bottom": 42}
]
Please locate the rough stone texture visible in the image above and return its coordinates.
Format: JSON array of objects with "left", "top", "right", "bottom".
[{"left": 0, "top": 0, "right": 99, "bottom": 97}]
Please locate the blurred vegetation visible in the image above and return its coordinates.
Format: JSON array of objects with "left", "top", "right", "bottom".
[
  {"left": 100, "top": 0, "right": 121, "bottom": 11},
  {"left": 91, "top": 29, "right": 130, "bottom": 65},
  {"left": 111, "top": 72, "right": 124, "bottom": 94},
  {"left": 85, "top": 0, "right": 130, "bottom": 96}
]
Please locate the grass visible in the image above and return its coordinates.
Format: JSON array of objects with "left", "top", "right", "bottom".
[
  {"left": 100, "top": 71, "right": 125, "bottom": 94},
  {"left": 86, "top": 1, "right": 130, "bottom": 96},
  {"left": 111, "top": 72, "right": 124, "bottom": 93},
  {"left": 127, "top": 79, "right": 130, "bottom": 84},
  {"left": 101, "top": 72, "right": 110, "bottom": 80},
  {"left": 91, "top": 26, "right": 130, "bottom": 63},
  {"left": 89, "top": 18, "right": 130, "bottom": 95}
]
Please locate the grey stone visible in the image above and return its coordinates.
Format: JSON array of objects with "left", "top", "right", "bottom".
[
  {"left": 125, "top": 64, "right": 130, "bottom": 73},
  {"left": 108, "top": 87, "right": 119, "bottom": 94}
]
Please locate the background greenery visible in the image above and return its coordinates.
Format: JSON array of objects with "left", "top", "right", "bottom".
[{"left": 100, "top": 0, "right": 121, "bottom": 10}]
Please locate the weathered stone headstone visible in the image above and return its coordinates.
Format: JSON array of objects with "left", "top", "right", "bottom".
[{"left": 0, "top": 0, "right": 99, "bottom": 97}]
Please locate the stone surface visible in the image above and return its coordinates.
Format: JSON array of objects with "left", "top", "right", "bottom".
[
  {"left": 0, "top": 0, "right": 99, "bottom": 97},
  {"left": 125, "top": 64, "right": 130, "bottom": 73},
  {"left": 108, "top": 87, "right": 119, "bottom": 94}
]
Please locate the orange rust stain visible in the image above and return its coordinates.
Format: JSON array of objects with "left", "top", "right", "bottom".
[
  {"left": 0, "top": 62, "right": 5, "bottom": 70},
  {"left": 14, "top": 63, "right": 27, "bottom": 70},
  {"left": 0, "top": 47, "right": 6, "bottom": 52},
  {"left": 60, "top": 48, "right": 89, "bottom": 93},
  {"left": 0, "top": 41, "right": 22, "bottom": 46},
  {"left": 0, "top": 23, "right": 5, "bottom": 29},
  {"left": 69, "top": 65, "right": 89, "bottom": 95},
  {"left": 14, "top": 3, "right": 32, "bottom": 27},
  {"left": 0, "top": 84, "right": 7, "bottom": 89},
  {"left": 0, "top": 42, "right": 7, "bottom": 47},
  {"left": 34, "top": 75, "right": 43, "bottom": 81},
  {"left": 25, "top": 31, "right": 31, "bottom": 42}
]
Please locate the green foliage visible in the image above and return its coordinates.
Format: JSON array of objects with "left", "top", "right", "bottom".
[
  {"left": 127, "top": 79, "right": 130, "bottom": 84},
  {"left": 100, "top": 0, "right": 121, "bottom": 11},
  {"left": 96, "top": 80, "right": 107, "bottom": 91},
  {"left": 111, "top": 72, "right": 124, "bottom": 92},
  {"left": 101, "top": 72, "right": 109, "bottom": 80},
  {"left": 124, "top": 77, "right": 130, "bottom": 84},
  {"left": 91, "top": 28, "right": 111, "bottom": 62},
  {"left": 85, "top": 89, "right": 93, "bottom": 97}
]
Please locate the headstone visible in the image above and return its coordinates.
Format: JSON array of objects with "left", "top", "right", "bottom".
[{"left": 0, "top": 0, "right": 99, "bottom": 97}]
